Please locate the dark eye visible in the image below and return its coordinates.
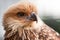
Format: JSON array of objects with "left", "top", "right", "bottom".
[{"left": 17, "top": 12, "right": 25, "bottom": 17}]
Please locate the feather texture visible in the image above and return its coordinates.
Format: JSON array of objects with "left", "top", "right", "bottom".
[{"left": 4, "top": 24, "right": 60, "bottom": 40}]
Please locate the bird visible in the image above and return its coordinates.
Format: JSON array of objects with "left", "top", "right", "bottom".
[{"left": 3, "top": 2, "right": 60, "bottom": 40}]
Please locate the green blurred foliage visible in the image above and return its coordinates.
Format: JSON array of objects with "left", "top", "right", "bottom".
[{"left": 41, "top": 16, "right": 60, "bottom": 33}]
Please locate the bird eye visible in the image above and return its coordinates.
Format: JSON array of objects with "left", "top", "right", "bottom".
[{"left": 17, "top": 12, "right": 25, "bottom": 17}]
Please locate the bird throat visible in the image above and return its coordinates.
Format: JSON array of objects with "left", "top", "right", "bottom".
[{"left": 5, "top": 27, "right": 39, "bottom": 40}]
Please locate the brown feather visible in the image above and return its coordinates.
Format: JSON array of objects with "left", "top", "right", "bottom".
[{"left": 4, "top": 24, "right": 60, "bottom": 40}]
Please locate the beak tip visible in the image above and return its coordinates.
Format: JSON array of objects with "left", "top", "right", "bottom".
[
  {"left": 30, "top": 13, "right": 37, "bottom": 22},
  {"left": 27, "top": 12, "right": 37, "bottom": 22}
]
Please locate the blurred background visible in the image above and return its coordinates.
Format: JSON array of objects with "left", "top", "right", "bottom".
[{"left": 0, "top": 0, "right": 60, "bottom": 40}]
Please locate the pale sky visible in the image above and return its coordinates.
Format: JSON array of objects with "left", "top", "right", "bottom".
[
  {"left": 0, "top": 0, "right": 60, "bottom": 39},
  {"left": 28, "top": 0, "right": 60, "bottom": 18}
]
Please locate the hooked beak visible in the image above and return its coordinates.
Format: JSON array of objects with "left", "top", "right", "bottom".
[{"left": 27, "top": 12, "right": 37, "bottom": 22}]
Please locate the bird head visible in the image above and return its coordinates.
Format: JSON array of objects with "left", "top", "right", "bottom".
[{"left": 3, "top": 2, "right": 38, "bottom": 30}]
